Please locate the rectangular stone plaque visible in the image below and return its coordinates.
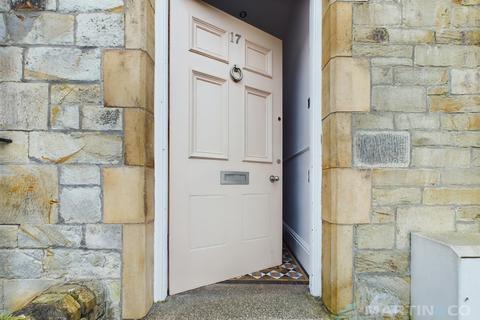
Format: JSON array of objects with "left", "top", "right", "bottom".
[{"left": 354, "top": 131, "right": 410, "bottom": 168}]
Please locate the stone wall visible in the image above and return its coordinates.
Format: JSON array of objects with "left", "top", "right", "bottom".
[
  {"left": 0, "top": 0, "right": 155, "bottom": 319},
  {"left": 322, "top": 0, "right": 480, "bottom": 318}
]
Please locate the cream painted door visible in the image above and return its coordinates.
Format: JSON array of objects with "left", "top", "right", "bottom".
[{"left": 169, "top": 0, "right": 283, "bottom": 294}]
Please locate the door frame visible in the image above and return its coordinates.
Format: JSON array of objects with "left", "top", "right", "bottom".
[{"left": 154, "top": 0, "right": 323, "bottom": 301}]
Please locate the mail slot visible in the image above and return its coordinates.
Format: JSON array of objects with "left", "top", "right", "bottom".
[{"left": 220, "top": 171, "right": 249, "bottom": 185}]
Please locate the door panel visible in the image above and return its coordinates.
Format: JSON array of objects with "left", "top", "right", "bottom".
[
  {"left": 190, "top": 70, "right": 229, "bottom": 159},
  {"left": 170, "top": 0, "right": 283, "bottom": 295},
  {"left": 244, "top": 87, "right": 272, "bottom": 162}
]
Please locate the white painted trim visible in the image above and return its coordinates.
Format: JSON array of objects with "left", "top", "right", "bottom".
[
  {"left": 154, "top": 0, "right": 323, "bottom": 300},
  {"left": 308, "top": 0, "right": 323, "bottom": 297},
  {"left": 154, "top": 0, "right": 169, "bottom": 302}
]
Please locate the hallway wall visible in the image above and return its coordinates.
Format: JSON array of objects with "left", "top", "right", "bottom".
[{"left": 282, "top": 0, "right": 311, "bottom": 274}]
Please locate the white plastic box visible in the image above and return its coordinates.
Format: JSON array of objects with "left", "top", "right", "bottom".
[{"left": 411, "top": 233, "right": 480, "bottom": 319}]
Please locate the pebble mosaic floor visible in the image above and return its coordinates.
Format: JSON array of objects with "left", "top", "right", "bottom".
[{"left": 225, "top": 245, "right": 309, "bottom": 284}]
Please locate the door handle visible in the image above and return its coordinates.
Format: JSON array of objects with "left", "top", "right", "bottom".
[{"left": 269, "top": 175, "right": 280, "bottom": 183}]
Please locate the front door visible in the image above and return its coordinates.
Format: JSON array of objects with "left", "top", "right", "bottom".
[{"left": 169, "top": 0, "right": 283, "bottom": 294}]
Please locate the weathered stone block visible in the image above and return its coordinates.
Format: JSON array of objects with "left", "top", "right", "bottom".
[
  {"left": 371, "top": 57, "right": 412, "bottom": 67},
  {"left": 0, "top": 165, "right": 58, "bottom": 224},
  {"left": 125, "top": 108, "right": 154, "bottom": 167},
  {"left": 371, "top": 67, "right": 393, "bottom": 85},
  {"left": 103, "top": 167, "right": 146, "bottom": 224},
  {"left": 51, "top": 84, "right": 102, "bottom": 105},
  {"left": 412, "top": 131, "right": 480, "bottom": 148},
  {"left": 0, "top": 249, "right": 43, "bottom": 278},
  {"left": 323, "top": 57, "right": 371, "bottom": 115},
  {"left": 457, "top": 207, "right": 480, "bottom": 223},
  {"left": 356, "top": 275, "right": 410, "bottom": 318},
  {"left": 85, "top": 225, "right": 122, "bottom": 250},
  {"left": 442, "top": 169, "right": 480, "bottom": 185},
  {"left": 451, "top": 69, "right": 480, "bottom": 94},
  {"left": 356, "top": 224, "right": 394, "bottom": 249},
  {"left": 103, "top": 280, "right": 121, "bottom": 320},
  {"left": 441, "top": 114, "right": 469, "bottom": 131},
  {"left": 412, "top": 147, "right": 470, "bottom": 168},
  {"left": 373, "top": 188, "right": 422, "bottom": 206},
  {"left": 0, "top": 226, "right": 18, "bottom": 248},
  {"left": 322, "top": 168, "right": 371, "bottom": 224},
  {"left": 29, "top": 132, "right": 122, "bottom": 164},
  {"left": 18, "top": 225, "right": 82, "bottom": 248},
  {"left": 372, "top": 86, "right": 426, "bottom": 112},
  {"left": 0, "top": 131, "right": 29, "bottom": 164},
  {"left": 6, "top": 12, "right": 74, "bottom": 45},
  {"left": 58, "top": 0, "right": 124, "bottom": 12},
  {"left": 354, "top": 131, "right": 410, "bottom": 167},
  {"left": 415, "top": 45, "right": 480, "bottom": 67},
  {"left": 104, "top": 50, "right": 154, "bottom": 112},
  {"left": 44, "top": 249, "right": 121, "bottom": 279},
  {"left": 60, "top": 187, "right": 102, "bottom": 224},
  {"left": 355, "top": 250, "right": 408, "bottom": 274},
  {"left": 373, "top": 169, "right": 440, "bottom": 187},
  {"left": 396, "top": 206, "right": 455, "bottom": 248},
  {"left": 0, "top": 47, "right": 22, "bottom": 81},
  {"left": 403, "top": 0, "right": 451, "bottom": 28},
  {"left": 353, "top": 43, "right": 413, "bottom": 58},
  {"left": 388, "top": 29, "right": 435, "bottom": 44},
  {"left": 81, "top": 105, "right": 123, "bottom": 131},
  {"left": 0, "top": 0, "right": 10, "bottom": 11},
  {"left": 60, "top": 166, "right": 100, "bottom": 186},
  {"left": 322, "top": 113, "right": 352, "bottom": 169},
  {"left": 430, "top": 95, "right": 480, "bottom": 113},
  {"left": 0, "top": 14, "right": 6, "bottom": 42},
  {"left": 353, "top": 113, "right": 394, "bottom": 130},
  {"left": 125, "top": 0, "right": 155, "bottom": 60},
  {"left": 474, "top": 149, "right": 480, "bottom": 167},
  {"left": 323, "top": 2, "right": 352, "bottom": 66},
  {"left": 25, "top": 47, "right": 101, "bottom": 81},
  {"left": 0, "top": 82, "right": 48, "bottom": 130},
  {"left": 50, "top": 105, "right": 80, "bottom": 130},
  {"left": 354, "top": 2, "right": 401, "bottom": 26},
  {"left": 423, "top": 188, "right": 480, "bottom": 205},
  {"left": 322, "top": 222, "right": 353, "bottom": 315},
  {"left": 394, "top": 67, "right": 448, "bottom": 85},
  {"left": 76, "top": 13, "right": 124, "bottom": 47},
  {"left": 371, "top": 206, "right": 395, "bottom": 224},
  {"left": 395, "top": 113, "right": 440, "bottom": 130},
  {"left": 122, "top": 224, "right": 153, "bottom": 319},
  {"left": 452, "top": 6, "right": 480, "bottom": 28}
]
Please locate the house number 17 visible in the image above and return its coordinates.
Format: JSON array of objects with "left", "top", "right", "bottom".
[{"left": 230, "top": 32, "right": 241, "bottom": 44}]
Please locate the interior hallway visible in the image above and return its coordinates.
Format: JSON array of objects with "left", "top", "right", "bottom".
[{"left": 143, "top": 284, "right": 331, "bottom": 320}]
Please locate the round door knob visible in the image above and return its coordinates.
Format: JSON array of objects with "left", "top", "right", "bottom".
[{"left": 269, "top": 175, "right": 280, "bottom": 183}]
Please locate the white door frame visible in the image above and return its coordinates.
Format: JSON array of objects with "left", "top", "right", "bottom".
[{"left": 154, "top": 0, "right": 323, "bottom": 301}]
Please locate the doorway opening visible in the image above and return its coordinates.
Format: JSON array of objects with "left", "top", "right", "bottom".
[{"left": 154, "top": 0, "right": 322, "bottom": 300}]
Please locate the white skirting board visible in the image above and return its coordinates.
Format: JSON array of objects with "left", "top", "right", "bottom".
[{"left": 283, "top": 222, "right": 311, "bottom": 275}]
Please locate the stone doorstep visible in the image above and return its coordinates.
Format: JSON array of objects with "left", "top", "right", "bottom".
[{"left": 12, "top": 283, "right": 103, "bottom": 320}]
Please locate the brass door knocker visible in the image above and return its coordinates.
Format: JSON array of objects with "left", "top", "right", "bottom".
[{"left": 230, "top": 65, "right": 243, "bottom": 82}]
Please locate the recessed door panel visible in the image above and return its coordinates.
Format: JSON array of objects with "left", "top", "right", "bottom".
[
  {"left": 244, "top": 87, "right": 273, "bottom": 163},
  {"left": 189, "top": 195, "right": 228, "bottom": 250},
  {"left": 190, "top": 16, "right": 229, "bottom": 63},
  {"left": 245, "top": 40, "right": 273, "bottom": 77},
  {"left": 170, "top": 0, "right": 282, "bottom": 295},
  {"left": 190, "top": 70, "right": 228, "bottom": 159},
  {"left": 242, "top": 194, "right": 270, "bottom": 241}
]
